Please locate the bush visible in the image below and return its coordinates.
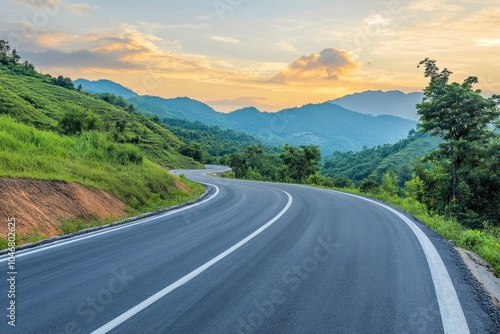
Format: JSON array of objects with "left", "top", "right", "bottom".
[
  {"left": 359, "top": 176, "right": 380, "bottom": 193},
  {"left": 59, "top": 105, "right": 99, "bottom": 135}
]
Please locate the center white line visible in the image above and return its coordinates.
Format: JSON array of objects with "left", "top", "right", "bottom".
[{"left": 91, "top": 188, "right": 293, "bottom": 334}]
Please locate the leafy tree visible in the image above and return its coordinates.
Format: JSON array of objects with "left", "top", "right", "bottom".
[
  {"left": 281, "top": 145, "right": 321, "bottom": 183},
  {"left": 405, "top": 174, "right": 424, "bottom": 202},
  {"left": 331, "top": 175, "right": 354, "bottom": 188},
  {"left": 10, "top": 48, "right": 20, "bottom": 64},
  {"left": 244, "top": 145, "right": 264, "bottom": 169},
  {"left": 179, "top": 142, "right": 208, "bottom": 164},
  {"left": 229, "top": 153, "right": 247, "bottom": 178},
  {"left": 50, "top": 75, "right": 76, "bottom": 90},
  {"left": 417, "top": 58, "right": 500, "bottom": 203},
  {"left": 381, "top": 171, "right": 399, "bottom": 196},
  {"left": 416, "top": 59, "right": 500, "bottom": 227}
]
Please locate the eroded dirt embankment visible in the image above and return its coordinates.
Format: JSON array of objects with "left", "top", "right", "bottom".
[{"left": 0, "top": 178, "right": 127, "bottom": 237}]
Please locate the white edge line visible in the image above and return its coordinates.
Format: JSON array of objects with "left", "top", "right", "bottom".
[
  {"left": 90, "top": 189, "right": 293, "bottom": 334},
  {"left": 0, "top": 183, "right": 220, "bottom": 263},
  {"left": 336, "top": 191, "right": 470, "bottom": 334}
]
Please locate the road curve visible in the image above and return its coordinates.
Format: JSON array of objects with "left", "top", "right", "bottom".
[{"left": 1, "top": 166, "right": 498, "bottom": 333}]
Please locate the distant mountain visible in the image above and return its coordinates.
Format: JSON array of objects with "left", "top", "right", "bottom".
[
  {"left": 130, "top": 96, "right": 417, "bottom": 156},
  {"left": 330, "top": 90, "right": 424, "bottom": 120},
  {"left": 74, "top": 79, "right": 138, "bottom": 99},
  {"left": 129, "top": 96, "right": 226, "bottom": 126}
]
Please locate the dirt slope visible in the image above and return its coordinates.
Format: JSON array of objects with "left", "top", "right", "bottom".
[{"left": 0, "top": 178, "right": 127, "bottom": 237}]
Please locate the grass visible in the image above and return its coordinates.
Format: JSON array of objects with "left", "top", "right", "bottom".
[
  {"left": 0, "top": 66, "right": 200, "bottom": 169},
  {"left": 0, "top": 116, "right": 205, "bottom": 246}
]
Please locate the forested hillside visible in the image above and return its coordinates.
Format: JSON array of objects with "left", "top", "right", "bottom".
[
  {"left": 130, "top": 95, "right": 416, "bottom": 155},
  {"left": 322, "top": 131, "right": 440, "bottom": 186}
]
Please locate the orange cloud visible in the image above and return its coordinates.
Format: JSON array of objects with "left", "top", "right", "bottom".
[{"left": 271, "top": 47, "right": 359, "bottom": 83}]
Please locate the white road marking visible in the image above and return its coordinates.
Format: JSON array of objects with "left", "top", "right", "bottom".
[
  {"left": 338, "top": 192, "right": 470, "bottom": 334},
  {"left": 0, "top": 182, "right": 220, "bottom": 262},
  {"left": 90, "top": 189, "right": 293, "bottom": 334}
]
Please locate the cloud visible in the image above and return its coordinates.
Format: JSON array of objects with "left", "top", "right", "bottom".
[
  {"left": 196, "top": 15, "right": 210, "bottom": 21},
  {"left": 408, "top": 0, "right": 463, "bottom": 12},
  {"left": 275, "top": 40, "right": 299, "bottom": 53},
  {"left": 19, "top": 26, "right": 249, "bottom": 86},
  {"left": 210, "top": 36, "right": 239, "bottom": 44},
  {"left": 271, "top": 47, "right": 359, "bottom": 83},
  {"left": 22, "top": 49, "right": 136, "bottom": 69},
  {"left": 475, "top": 39, "right": 500, "bottom": 47},
  {"left": 363, "top": 14, "right": 391, "bottom": 26},
  {"left": 13, "top": 0, "right": 90, "bottom": 13}
]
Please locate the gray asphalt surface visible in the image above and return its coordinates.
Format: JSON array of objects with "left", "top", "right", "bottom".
[{"left": 1, "top": 166, "right": 499, "bottom": 333}]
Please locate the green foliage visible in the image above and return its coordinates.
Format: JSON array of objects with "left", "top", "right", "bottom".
[
  {"left": 59, "top": 104, "right": 100, "bottom": 135},
  {"left": 0, "top": 116, "right": 203, "bottom": 213},
  {"left": 162, "top": 117, "right": 261, "bottom": 161},
  {"left": 281, "top": 145, "right": 321, "bottom": 183},
  {"left": 178, "top": 142, "right": 208, "bottom": 164},
  {"left": 322, "top": 131, "right": 439, "bottom": 186},
  {"left": 359, "top": 176, "right": 380, "bottom": 193},
  {"left": 381, "top": 171, "right": 399, "bottom": 196},
  {"left": 405, "top": 174, "right": 424, "bottom": 202},
  {"left": 0, "top": 64, "right": 199, "bottom": 168},
  {"left": 331, "top": 175, "right": 354, "bottom": 188},
  {"left": 51, "top": 75, "right": 75, "bottom": 90},
  {"left": 416, "top": 59, "right": 500, "bottom": 227},
  {"left": 306, "top": 173, "right": 335, "bottom": 188},
  {"left": 223, "top": 144, "right": 321, "bottom": 184}
]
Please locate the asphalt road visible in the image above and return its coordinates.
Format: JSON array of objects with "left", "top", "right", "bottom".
[{"left": 1, "top": 166, "right": 499, "bottom": 333}]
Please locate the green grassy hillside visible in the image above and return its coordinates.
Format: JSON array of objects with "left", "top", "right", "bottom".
[
  {"left": 0, "top": 116, "right": 203, "bottom": 212},
  {"left": 0, "top": 66, "right": 199, "bottom": 168}
]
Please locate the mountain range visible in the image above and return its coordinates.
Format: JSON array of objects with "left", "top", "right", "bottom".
[
  {"left": 330, "top": 90, "right": 424, "bottom": 120},
  {"left": 76, "top": 79, "right": 420, "bottom": 155}
]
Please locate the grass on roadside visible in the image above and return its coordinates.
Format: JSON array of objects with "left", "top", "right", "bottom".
[{"left": 0, "top": 116, "right": 205, "bottom": 247}]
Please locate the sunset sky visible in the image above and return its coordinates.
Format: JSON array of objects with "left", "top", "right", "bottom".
[{"left": 1, "top": 0, "right": 499, "bottom": 112}]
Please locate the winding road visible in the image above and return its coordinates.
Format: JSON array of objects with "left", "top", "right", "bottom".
[{"left": 1, "top": 166, "right": 498, "bottom": 333}]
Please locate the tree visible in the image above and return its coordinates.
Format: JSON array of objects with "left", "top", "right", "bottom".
[
  {"left": 10, "top": 48, "right": 20, "bottom": 64},
  {"left": 359, "top": 176, "right": 380, "bottom": 193},
  {"left": 280, "top": 145, "right": 321, "bottom": 183},
  {"left": 381, "top": 171, "right": 399, "bottom": 196},
  {"left": 59, "top": 106, "right": 99, "bottom": 135},
  {"left": 229, "top": 153, "right": 247, "bottom": 178},
  {"left": 179, "top": 142, "right": 208, "bottom": 164},
  {"left": 417, "top": 58, "right": 500, "bottom": 204},
  {"left": 244, "top": 145, "right": 264, "bottom": 169}
]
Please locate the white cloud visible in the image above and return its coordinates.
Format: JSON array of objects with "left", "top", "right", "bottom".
[{"left": 210, "top": 35, "right": 239, "bottom": 44}]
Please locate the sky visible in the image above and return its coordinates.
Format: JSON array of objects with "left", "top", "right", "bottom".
[{"left": 0, "top": 0, "right": 499, "bottom": 112}]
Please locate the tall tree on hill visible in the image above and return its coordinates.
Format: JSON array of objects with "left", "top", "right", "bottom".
[{"left": 416, "top": 58, "right": 500, "bottom": 223}]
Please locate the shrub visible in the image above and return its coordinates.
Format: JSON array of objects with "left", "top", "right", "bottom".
[{"left": 359, "top": 176, "right": 380, "bottom": 193}]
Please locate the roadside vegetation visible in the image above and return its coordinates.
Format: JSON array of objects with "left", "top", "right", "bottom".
[{"left": 0, "top": 40, "right": 204, "bottom": 247}]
